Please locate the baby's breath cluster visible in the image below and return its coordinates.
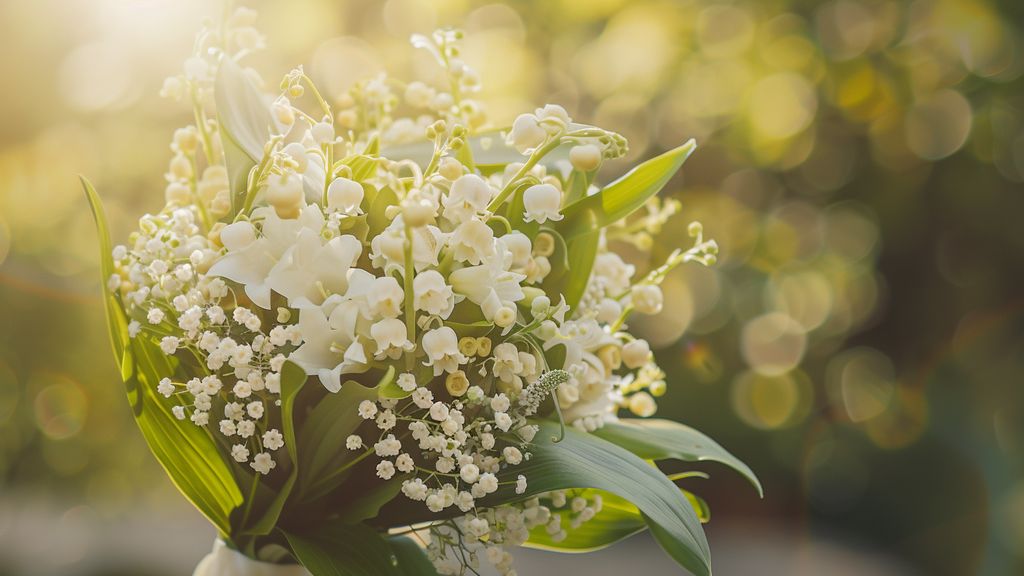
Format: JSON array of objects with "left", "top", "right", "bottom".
[{"left": 106, "top": 8, "right": 715, "bottom": 576}]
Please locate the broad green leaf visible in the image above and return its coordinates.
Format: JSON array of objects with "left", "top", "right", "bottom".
[
  {"left": 525, "top": 490, "right": 646, "bottom": 553},
  {"left": 81, "top": 177, "right": 128, "bottom": 367},
  {"left": 336, "top": 475, "right": 407, "bottom": 524},
  {"left": 498, "top": 422, "right": 711, "bottom": 576},
  {"left": 85, "top": 178, "right": 243, "bottom": 535},
  {"left": 284, "top": 522, "right": 401, "bottom": 576},
  {"left": 593, "top": 418, "right": 763, "bottom": 497},
  {"left": 683, "top": 490, "right": 711, "bottom": 524},
  {"left": 129, "top": 335, "right": 244, "bottom": 535},
  {"left": 558, "top": 139, "right": 696, "bottom": 241},
  {"left": 387, "top": 536, "right": 439, "bottom": 575},
  {"left": 242, "top": 361, "right": 307, "bottom": 536},
  {"left": 367, "top": 186, "right": 399, "bottom": 238},
  {"left": 296, "top": 381, "right": 378, "bottom": 497},
  {"left": 541, "top": 225, "right": 599, "bottom": 311}
]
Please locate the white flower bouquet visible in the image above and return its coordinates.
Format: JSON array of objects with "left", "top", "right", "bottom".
[{"left": 84, "top": 7, "right": 760, "bottom": 575}]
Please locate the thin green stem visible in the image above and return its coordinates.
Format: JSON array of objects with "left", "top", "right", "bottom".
[
  {"left": 403, "top": 224, "right": 417, "bottom": 371},
  {"left": 487, "top": 138, "right": 560, "bottom": 212}
]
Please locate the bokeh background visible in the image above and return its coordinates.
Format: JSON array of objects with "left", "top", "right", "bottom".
[{"left": 1, "top": 0, "right": 1023, "bottom": 574}]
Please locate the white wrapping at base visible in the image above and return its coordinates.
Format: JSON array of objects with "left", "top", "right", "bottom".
[{"left": 193, "top": 540, "right": 311, "bottom": 576}]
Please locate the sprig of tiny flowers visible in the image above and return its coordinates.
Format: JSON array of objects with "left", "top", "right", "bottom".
[{"left": 108, "top": 8, "right": 714, "bottom": 575}]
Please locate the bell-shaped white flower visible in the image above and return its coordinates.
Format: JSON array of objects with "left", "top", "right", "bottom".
[
  {"left": 523, "top": 184, "right": 563, "bottom": 224},
  {"left": 265, "top": 171, "right": 305, "bottom": 219},
  {"left": 500, "top": 232, "right": 532, "bottom": 269},
  {"left": 370, "top": 318, "right": 414, "bottom": 360},
  {"left": 369, "top": 217, "right": 447, "bottom": 275},
  {"left": 449, "top": 252, "right": 526, "bottom": 310},
  {"left": 421, "top": 326, "right": 468, "bottom": 376},
  {"left": 413, "top": 269, "right": 457, "bottom": 318},
  {"left": 508, "top": 113, "right": 546, "bottom": 154},
  {"left": 327, "top": 177, "right": 364, "bottom": 214},
  {"left": 366, "top": 276, "right": 404, "bottom": 319},
  {"left": 448, "top": 217, "right": 495, "bottom": 265},
  {"left": 535, "top": 103, "right": 571, "bottom": 131},
  {"left": 442, "top": 174, "right": 493, "bottom": 223}
]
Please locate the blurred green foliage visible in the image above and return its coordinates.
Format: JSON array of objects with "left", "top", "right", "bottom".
[{"left": 1, "top": 0, "right": 1022, "bottom": 574}]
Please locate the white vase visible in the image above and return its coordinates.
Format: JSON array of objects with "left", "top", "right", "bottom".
[{"left": 193, "top": 540, "right": 312, "bottom": 576}]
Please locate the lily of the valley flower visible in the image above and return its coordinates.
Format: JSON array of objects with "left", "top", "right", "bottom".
[
  {"left": 326, "top": 177, "right": 364, "bottom": 214},
  {"left": 522, "top": 183, "right": 563, "bottom": 224},
  {"left": 370, "top": 318, "right": 415, "bottom": 360},
  {"left": 421, "top": 326, "right": 468, "bottom": 375},
  {"left": 448, "top": 217, "right": 495, "bottom": 265},
  {"left": 442, "top": 174, "right": 493, "bottom": 223},
  {"left": 413, "top": 269, "right": 458, "bottom": 318}
]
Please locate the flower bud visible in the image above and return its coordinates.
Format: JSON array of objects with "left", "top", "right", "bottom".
[
  {"left": 327, "top": 177, "right": 363, "bottom": 213},
  {"left": 220, "top": 221, "right": 257, "bottom": 252},
  {"left": 458, "top": 336, "right": 479, "bottom": 357},
  {"left": 445, "top": 370, "right": 470, "bottom": 397},
  {"left": 628, "top": 392, "right": 657, "bottom": 417},
  {"left": 475, "top": 337, "right": 492, "bottom": 357},
  {"left": 597, "top": 344, "right": 622, "bottom": 374},
  {"left": 493, "top": 306, "right": 516, "bottom": 328},
  {"left": 533, "top": 231, "right": 556, "bottom": 257},
  {"left": 621, "top": 339, "right": 651, "bottom": 369},
  {"left": 569, "top": 144, "right": 602, "bottom": 172}
]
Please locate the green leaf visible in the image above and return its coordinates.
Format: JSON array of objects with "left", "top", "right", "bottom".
[
  {"left": 81, "top": 177, "right": 128, "bottom": 368},
  {"left": 387, "top": 536, "right": 439, "bottom": 575},
  {"left": 682, "top": 490, "right": 711, "bottom": 523},
  {"left": 296, "top": 381, "right": 378, "bottom": 497},
  {"left": 242, "top": 361, "right": 307, "bottom": 536},
  {"left": 557, "top": 139, "right": 696, "bottom": 241},
  {"left": 525, "top": 490, "right": 646, "bottom": 553},
  {"left": 367, "top": 186, "right": 399, "bottom": 238},
  {"left": 283, "top": 522, "right": 401, "bottom": 576},
  {"left": 593, "top": 418, "right": 763, "bottom": 497},
  {"left": 84, "top": 178, "right": 243, "bottom": 535},
  {"left": 130, "top": 335, "right": 244, "bottom": 535},
  {"left": 541, "top": 226, "right": 598, "bottom": 311},
  {"left": 499, "top": 422, "right": 711, "bottom": 576}
]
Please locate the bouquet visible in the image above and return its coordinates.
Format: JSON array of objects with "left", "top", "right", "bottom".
[{"left": 84, "top": 7, "right": 760, "bottom": 575}]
